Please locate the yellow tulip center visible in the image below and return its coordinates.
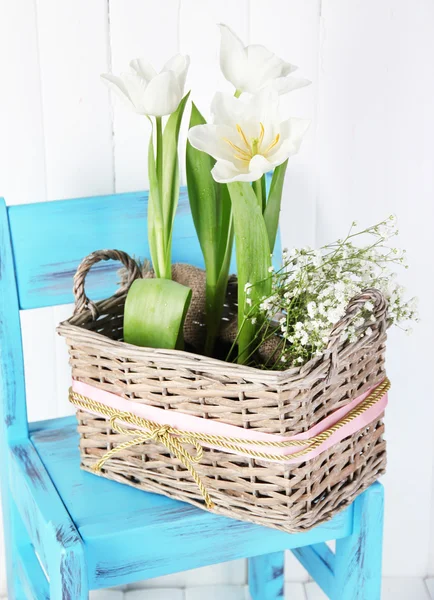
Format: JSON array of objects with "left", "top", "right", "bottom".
[{"left": 224, "top": 123, "right": 280, "bottom": 162}]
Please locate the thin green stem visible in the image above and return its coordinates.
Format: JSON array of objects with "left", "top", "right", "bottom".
[
  {"left": 154, "top": 116, "right": 171, "bottom": 279},
  {"left": 155, "top": 116, "right": 164, "bottom": 193},
  {"left": 260, "top": 174, "right": 267, "bottom": 213}
]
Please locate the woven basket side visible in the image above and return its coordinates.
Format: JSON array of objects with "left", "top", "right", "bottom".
[
  {"left": 59, "top": 274, "right": 388, "bottom": 435},
  {"left": 61, "top": 312, "right": 386, "bottom": 436},
  {"left": 77, "top": 409, "right": 386, "bottom": 533}
]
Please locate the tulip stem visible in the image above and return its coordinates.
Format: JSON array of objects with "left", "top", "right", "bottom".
[
  {"left": 155, "top": 116, "right": 164, "bottom": 192},
  {"left": 252, "top": 178, "right": 263, "bottom": 210}
]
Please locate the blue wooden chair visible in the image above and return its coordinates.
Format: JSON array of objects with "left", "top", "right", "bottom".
[{"left": 0, "top": 190, "right": 385, "bottom": 600}]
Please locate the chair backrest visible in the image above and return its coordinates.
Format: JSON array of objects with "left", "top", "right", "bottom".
[
  {"left": 0, "top": 186, "right": 279, "bottom": 440},
  {"left": 6, "top": 188, "right": 219, "bottom": 310},
  {"left": 0, "top": 187, "right": 216, "bottom": 440}
]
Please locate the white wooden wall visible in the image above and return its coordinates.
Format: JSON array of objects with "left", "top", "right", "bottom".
[{"left": 1, "top": 0, "right": 433, "bottom": 596}]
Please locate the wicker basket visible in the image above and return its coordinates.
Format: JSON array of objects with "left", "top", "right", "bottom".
[{"left": 58, "top": 249, "right": 388, "bottom": 533}]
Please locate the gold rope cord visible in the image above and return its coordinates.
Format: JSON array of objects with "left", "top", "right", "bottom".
[{"left": 69, "top": 377, "right": 390, "bottom": 509}]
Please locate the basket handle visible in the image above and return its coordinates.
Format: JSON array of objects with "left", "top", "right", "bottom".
[
  {"left": 73, "top": 249, "right": 142, "bottom": 319},
  {"left": 325, "top": 288, "right": 387, "bottom": 379}
]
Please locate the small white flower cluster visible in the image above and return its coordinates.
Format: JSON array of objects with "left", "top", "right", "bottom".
[{"left": 249, "top": 217, "right": 418, "bottom": 369}]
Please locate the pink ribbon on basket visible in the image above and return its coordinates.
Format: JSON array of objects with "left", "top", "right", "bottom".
[{"left": 71, "top": 378, "right": 388, "bottom": 464}]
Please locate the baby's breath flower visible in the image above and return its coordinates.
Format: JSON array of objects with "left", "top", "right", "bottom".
[{"left": 247, "top": 217, "right": 416, "bottom": 370}]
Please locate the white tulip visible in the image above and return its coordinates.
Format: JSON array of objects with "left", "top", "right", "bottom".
[
  {"left": 188, "top": 89, "right": 310, "bottom": 184},
  {"left": 101, "top": 54, "right": 190, "bottom": 117},
  {"left": 219, "top": 24, "right": 310, "bottom": 95}
]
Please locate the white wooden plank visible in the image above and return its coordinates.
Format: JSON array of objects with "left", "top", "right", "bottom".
[
  {"left": 304, "top": 581, "right": 327, "bottom": 600},
  {"left": 425, "top": 578, "right": 434, "bottom": 599},
  {"left": 53, "top": 304, "right": 77, "bottom": 417},
  {"left": 185, "top": 585, "right": 246, "bottom": 600},
  {"left": 250, "top": 0, "right": 320, "bottom": 251},
  {"left": 381, "top": 578, "right": 431, "bottom": 600},
  {"left": 179, "top": 0, "right": 249, "bottom": 183},
  {"left": 35, "top": 0, "right": 114, "bottom": 200},
  {"left": 318, "top": 0, "right": 434, "bottom": 578},
  {"left": 285, "top": 583, "right": 307, "bottom": 600},
  {"left": 35, "top": 0, "right": 115, "bottom": 428},
  {"left": 186, "top": 584, "right": 306, "bottom": 600},
  {"left": 0, "top": 2, "right": 47, "bottom": 594},
  {"left": 20, "top": 308, "right": 58, "bottom": 422},
  {"left": 0, "top": 0, "right": 47, "bottom": 205},
  {"left": 285, "top": 550, "right": 310, "bottom": 583},
  {"left": 90, "top": 590, "right": 125, "bottom": 600},
  {"left": 179, "top": 0, "right": 249, "bottom": 115},
  {"left": 108, "top": 0, "right": 180, "bottom": 193},
  {"left": 127, "top": 589, "right": 184, "bottom": 600}
]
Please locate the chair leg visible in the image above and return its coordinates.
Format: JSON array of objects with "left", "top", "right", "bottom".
[
  {"left": 249, "top": 551, "right": 285, "bottom": 600},
  {"left": 47, "top": 525, "right": 89, "bottom": 599},
  {"left": 1, "top": 485, "right": 27, "bottom": 599},
  {"left": 333, "top": 482, "right": 384, "bottom": 600}
]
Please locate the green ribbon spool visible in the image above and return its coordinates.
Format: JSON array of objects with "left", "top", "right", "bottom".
[{"left": 124, "top": 279, "right": 192, "bottom": 350}]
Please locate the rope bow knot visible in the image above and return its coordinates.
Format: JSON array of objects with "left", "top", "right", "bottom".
[{"left": 92, "top": 412, "right": 212, "bottom": 508}]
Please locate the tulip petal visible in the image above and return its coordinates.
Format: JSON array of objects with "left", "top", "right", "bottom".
[
  {"left": 269, "top": 118, "right": 310, "bottom": 163},
  {"left": 244, "top": 87, "right": 280, "bottom": 130},
  {"left": 163, "top": 54, "right": 190, "bottom": 90},
  {"left": 244, "top": 44, "right": 285, "bottom": 91},
  {"left": 212, "top": 155, "right": 269, "bottom": 184},
  {"left": 211, "top": 92, "right": 245, "bottom": 126},
  {"left": 219, "top": 23, "right": 248, "bottom": 91},
  {"left": 121, "top": 72, "right": 149, "bottom": 114},
  {"left": 100, "top": 73, "right": 136, "bottom": 111},
  {"left": 212, "top": 160, "right": 248, "bottom": 184},
  {"left": 274, "top": 75, "right": 311, "bottom": 95},
  {"left": 280, "top": 61, "right": 299, "bottom": 77},
  {"left": 280, "top": 117, "right": 311, "bottom": 144},
  {"left": 248, "top": 154, "right": 272, "bottom": 178},
  {"left": 188, "top": 123, "right": 234, "bottom": 162},
  {"left": 129, "top": 59, "right": 157, "bottom": 82},
  {"left": 143, "top": 71, "right": 182, "bottom": 116}
]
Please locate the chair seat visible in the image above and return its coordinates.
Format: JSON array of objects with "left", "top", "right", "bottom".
[{"left": 11, "top": 415, "right": 354, "bottom": 590}]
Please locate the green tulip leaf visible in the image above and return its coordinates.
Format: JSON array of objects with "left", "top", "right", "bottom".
[
  {"left": 227, "top": 181, "right": 272, "bottom": 363},
  {"left": 124, "top": 278, "right": 192, "bottom": 350},
  {"left": 263, "top": 159, "right": 288, "bottom": 253},
  {"left": 186, "top": 102, "right": 233, "bottom": 355},
  {"left": 162, "top": 92, "right": 190, "bottom": 233}
]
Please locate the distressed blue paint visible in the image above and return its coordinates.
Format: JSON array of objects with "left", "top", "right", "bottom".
[
  {"left": 0, "top": 191, "right": 383, "bottom": 598},
  {"left": 249, "top": 552, "right": 284, "bottom": 600},
  {"left": 17, "top": 544, "right": 50, "bottom": 600},
  {"left": 292, "top": 543, "right": 335, "bottom": 598},
  {"left": 333, "top": 482, "right": 384, "bottom": 600},
  {"left": 30, "top": 417, "right": 352, "bottom": 590},
  {"left": 9, "top": 441, "right": 88, "bottom": 597},
  {"left": 0, "top": 199, "right": 30, "bottom": 600},
  {"left": 15, "top": 509, "right": 50, "bottom": 600},
  {"left": 8, "top": 187, "right": 281, "bottom": 310}
]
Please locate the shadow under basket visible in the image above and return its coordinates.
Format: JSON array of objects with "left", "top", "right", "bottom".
[{"left": 57, "top": 249, "right": 388, "bottom": 533}]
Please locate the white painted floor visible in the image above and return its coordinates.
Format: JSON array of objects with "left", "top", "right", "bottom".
[{"left": 86, "top": 578, "right": 434, "bottom": 599}]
